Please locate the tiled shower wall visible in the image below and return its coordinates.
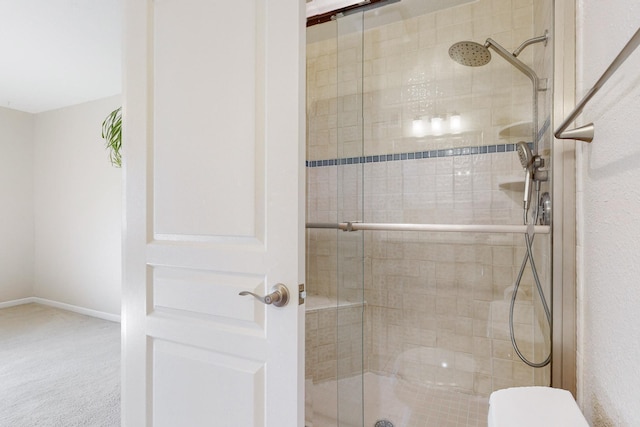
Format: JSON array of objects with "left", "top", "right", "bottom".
[{"left": 305, "top": 0, "right": 552, "bottom": 395}]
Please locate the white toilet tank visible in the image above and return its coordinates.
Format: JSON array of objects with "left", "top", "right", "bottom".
[{"left": 488, "top": 386, "right": 589, "bottom": 427}]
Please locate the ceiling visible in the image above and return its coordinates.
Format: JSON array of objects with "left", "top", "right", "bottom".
[{"left": 0, "top": 0, "right": 122, "bottom": 114}]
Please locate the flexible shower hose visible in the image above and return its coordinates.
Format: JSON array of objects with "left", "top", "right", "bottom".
[{"left": 509, "top": 184, "right": 552, "bottom": 368}]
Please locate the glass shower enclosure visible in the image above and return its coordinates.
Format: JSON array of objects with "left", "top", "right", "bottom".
[{"left": 305, "top": 0, "right": 554, "bottom": 425}]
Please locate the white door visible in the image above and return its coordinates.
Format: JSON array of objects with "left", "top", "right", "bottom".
[{"left": 121, "top": 1, "right": 305, "bottom": 426}]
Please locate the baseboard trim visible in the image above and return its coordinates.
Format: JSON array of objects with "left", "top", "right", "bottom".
[
  {"left": 0, "top": 297, "right": 121, "bottom": 323},
  {"left": 0, "top": 298, "right": 36, "bottom": 309}
]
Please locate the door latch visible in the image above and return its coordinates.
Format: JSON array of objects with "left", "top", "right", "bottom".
[{"left": 298, "top": 283, "right": 306, "bottom": 305}]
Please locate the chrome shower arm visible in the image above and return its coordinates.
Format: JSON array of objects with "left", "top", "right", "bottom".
[
  {"left": 485, "top": 38, "right": 540, "bottom": 151},
  {"left": 513, "top": 31, "right": 549, "bottom": 57},
  {"left": 485, "top": 38, "right": 539, "bottom": 87}
]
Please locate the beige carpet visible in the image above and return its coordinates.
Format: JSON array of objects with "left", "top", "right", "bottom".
[{"left": 0, "top": 303, "right": 120, "bottom": 426}]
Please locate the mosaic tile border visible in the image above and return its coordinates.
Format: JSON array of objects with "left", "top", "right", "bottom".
[
  {"left": 306, "top": 142, "right": 533, "bottom": 167},
  {"left": 306, "top": 117, "right": 550, "bottom": 168}
]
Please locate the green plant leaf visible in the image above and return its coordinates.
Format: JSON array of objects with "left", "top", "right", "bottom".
[{"left": 101, "top": 106, "right": 122, "bottom": 168}]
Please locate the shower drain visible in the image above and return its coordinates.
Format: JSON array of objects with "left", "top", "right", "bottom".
[{"left": 374, "top": 420, "right": 394, "bottom": 427}]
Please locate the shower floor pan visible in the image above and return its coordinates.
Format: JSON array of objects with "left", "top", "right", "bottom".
[{"left": 306, "top": 373, "right": 488, "bottom": 427}]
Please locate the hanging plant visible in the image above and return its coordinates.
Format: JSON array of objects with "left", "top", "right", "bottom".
[{"left": 101, "top": 106, "right": 122, "bottom": 168}]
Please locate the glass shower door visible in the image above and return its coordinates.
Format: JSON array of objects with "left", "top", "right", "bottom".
[
  {"left": 336, "top": 10, "right": 365, "bottom": 427},
  {"left": 306, "top": 0, "right": 554, "bottom": 425},
  {"left": 304, "top": 9, "right": 366, "bottom": 427}
]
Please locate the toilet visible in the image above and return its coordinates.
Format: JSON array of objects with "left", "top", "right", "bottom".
[{"left": 488, "top": 386, "right": 589, "bottom": 427}]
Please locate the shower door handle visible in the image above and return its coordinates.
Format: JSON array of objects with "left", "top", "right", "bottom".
[{"left": 239, "top": 283, "right": 290, "bottom": 307}]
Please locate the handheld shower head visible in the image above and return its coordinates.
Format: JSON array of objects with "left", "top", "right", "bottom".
[
  {"left": 516, "top": 141, "right": 534, "bottom": 212},
  {"left": 448, "top": 41, "right": 491, "bottom": 67},
  {"left": 516, "top": 141, "right": 533, "bottom": 169}
]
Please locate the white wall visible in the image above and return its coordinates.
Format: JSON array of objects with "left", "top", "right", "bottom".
[
  {"left": 33, "top": 96, "right": 122, "bottom": 316},
  {"left": 0, "top": 107, "right": 35, "bottom": 301},
  {"left": 577, "top": 1, "right": 640, "bottom": 425}
]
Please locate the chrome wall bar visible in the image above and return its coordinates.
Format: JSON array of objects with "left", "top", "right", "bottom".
[
  {"left": 306, "top": 222, "right": 551, "bottom": 234},
  {"left": 555, "top": 27, "right": 640, "bottom": 143}
]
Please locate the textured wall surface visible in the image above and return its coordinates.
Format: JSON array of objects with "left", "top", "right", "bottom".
[
  {"left": 0, "top": 107, "right": 35, "bottom": 301},
  {"left": 33, "top": 96, "right": 122, "bottom": 316},
  {"left": 576, "top": 0, "right": 640, "bottom": 425}
]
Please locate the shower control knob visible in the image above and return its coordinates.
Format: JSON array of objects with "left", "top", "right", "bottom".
[{"left": 239, "top": 283, "right": 290, "bottom": 307}]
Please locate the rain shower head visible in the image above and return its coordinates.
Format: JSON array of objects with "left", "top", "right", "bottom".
[
  {"left": 448, "top": 41, "right": 491, "bottom": 67},
  {"left": 449, "top": 33, "right": 548, "bottom": 80},
  {"left": 450, "top": 33, "right": 548, "bottom": 157}
]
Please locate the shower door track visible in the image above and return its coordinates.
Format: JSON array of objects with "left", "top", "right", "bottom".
[{"left": 306, "top": 222, "right": 550, "bottom": 234}]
